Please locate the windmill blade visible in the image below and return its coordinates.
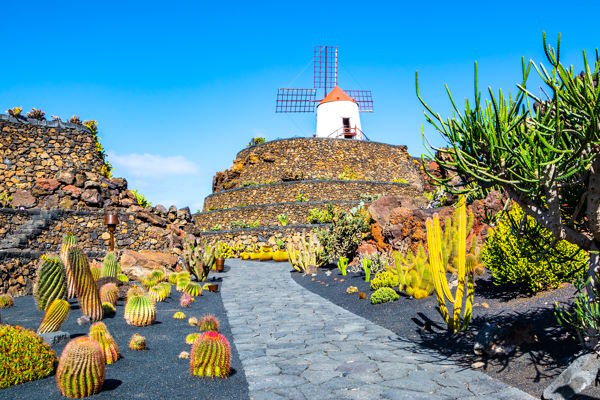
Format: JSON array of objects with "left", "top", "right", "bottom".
[
  {"left": 346, "top": 90, "right": 374, "bottom": 112},
  {"left": 276, "top": 88, "right": 317, "bottom": 113},
  {"left": 314, "top": 46, "right": 338, "bottom": 91}
]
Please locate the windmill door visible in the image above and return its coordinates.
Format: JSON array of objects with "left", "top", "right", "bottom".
[{"left": 342, "top": 118, "right": 352, "bottom": 138}]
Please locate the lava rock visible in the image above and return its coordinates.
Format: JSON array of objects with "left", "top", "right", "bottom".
[
  {"left": 39, "top": 331, "right": 69, "bottom": 346},
  {"left": 542, "top": 353, "right": 600, "bottom": 400}
]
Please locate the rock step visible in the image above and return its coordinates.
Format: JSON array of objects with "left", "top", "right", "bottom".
[{"left": 0, "top": 211, "right": 57, "bottom": 250}]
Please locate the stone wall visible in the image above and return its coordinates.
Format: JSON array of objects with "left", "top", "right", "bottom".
[
  {"left": 203, "top": 180, "right": 421, "bottom": 211},
  {"left": 213, "top": 137, "right": 423, "bottom": 192}
]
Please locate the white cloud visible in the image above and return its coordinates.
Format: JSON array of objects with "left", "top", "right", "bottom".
[{"left": 108, "top": 152, "right": 198, "bottom": 178}]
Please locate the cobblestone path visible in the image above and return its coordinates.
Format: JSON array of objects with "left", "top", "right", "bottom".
[{"left": 221, "top": 260, "right": 535, "bottom": 400}]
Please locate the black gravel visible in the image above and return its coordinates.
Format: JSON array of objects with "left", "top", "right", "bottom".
[
  {"left": 0, "top": 278, "right": 249, "bottom": 400},
  {"left": 292, "top": 265, "right": 600, "bottom": 399}
]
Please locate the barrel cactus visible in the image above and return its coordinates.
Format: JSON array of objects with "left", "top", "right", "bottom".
[
  {"left": 176, "top": 272, "right": 191, "bottom": 292},
  {"left": 33, "top": 255, "right": 66, "bottom": 311},
  {"left": 68, "top": 247, "right": 103, "bottom": 321},
  {"left": 199, "top": 314, "right": 220, "bottom": 332},
  {"left": 89, "top": 322, "right": 120, "bottom": 365},
  {"left": 124, "top": 290, "right": 155, "bottom": 327},
  {"left": 148, "top": 283, "right": 170, "bottom": 302},
  {"left": 188, "top": 316, "right": 198, "bottom": 326},
  {"left": 37, "top": 298, "right": 70, "bottom": 334},
  {"left": 129, "top": 333, "right": 146, "bottom": 351},
  {"left": 180, "top": 293, "right": 193, "bottom": 308},
  {"left": 0, "top": 293, "right": 14, "bottom": 309},
  {"left": 90, "top": 262, "right": 101, "bottom": 281},
  {"left": 189, "top": 331, "right": 231, "bottom": 378},
  {"left": 186, "top": 332, "right": 200, "bottom": 345},
  {"left": 61, "top": 233, "right": 78, "bottom": 299},
  {"left": 99, "top": 283, "right": 118, "bottom": 306},
  {"left": 56, "top": 336, "right": 105, "bottom": 398},
  {"left": 173, "top": 311, "right": 186, "bottom": 320},
  {"left": 168, "top": 273, "right": 178, "bottom": 284},
  {"left": 184, "top": 282, "right": 202, "bottom": 297},
  {"left": 100, "top": 252, "right": 118, "bottom": 278}
]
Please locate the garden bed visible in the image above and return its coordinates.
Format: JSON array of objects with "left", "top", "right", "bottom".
[
  {"left": 0, "top": 277, "right": 249, "bottom": 399},
  {"left": 292, "top": 266, "right": 600, "bottom": 399}
]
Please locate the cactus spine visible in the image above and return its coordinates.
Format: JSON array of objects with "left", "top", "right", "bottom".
[
  {"left": 68, "top": 247, "right": 103, "bottom": 322},
  {"left": 37, "top": 298, "right": 69, "bottom": 334},
  {"left": 129, "top": 333, "right": 146, "bottom": 350},
  {"left": 124, "top": 290, "right": 155, "bottom": 327},
  {"left": 33, "top": 255, "right": 67, "bottom": 311},
  {"left": 89, "top": 322, "right": 120, "bottom": 365},
  {"left": 189, "top": 331, "right": 231, "bottom": 378},
  {"left": 61, "top": 233, "right": 78, "bottom": 299},
  {"left": 56, "top": 336, "right": 106, "bottom": 398},
  {"left": 99, "top": 283, "right": 118, "bottom": 306},
  {"left": 426, "top": 195, "right": 474, "bottom": 333},
  {"left": 100, "top": 252, "right": 118, "bottom": 278}
]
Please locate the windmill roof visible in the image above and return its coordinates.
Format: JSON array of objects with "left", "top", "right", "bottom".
[{"left": 319, "top": 86, "right": 356, "bottom": 105}]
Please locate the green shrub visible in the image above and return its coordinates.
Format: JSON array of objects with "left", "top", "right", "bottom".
[
  {"left": 295, "top": 192, "right": 308, "bottom": 202},
  {"left": 370, "top": 270, "right": 399, "bottom": 291},
  {"left": 481, "top": 204, "right": 588, "bottom": 293},
  {"left": 131, "top": 189, "right": 151, "bottom": 208},
  {"left": 307, "top": 204, "right": 334, "bottom": 224},
  {"left": 370, "top": 287, "right": 399, "bottom": 304},
  {"left": 0, "top": 191, "right": 13, "bottom": 208},
  {"left": 247, "top": 137, "right": 265, "bottom": 147},
  {"left": 338, "top": 166, "right": 359, "bottom": 181},
  {"left": 318, "top": 205, "right": 370, "bottom": 261},
  {"left": 0, "top": 325, "right": 57, "bottom": 388}
]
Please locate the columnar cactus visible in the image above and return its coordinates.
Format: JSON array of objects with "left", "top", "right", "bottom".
[
  {"left": 68, "top": 247, "right": 103, "bottom": 322},
  {"left": 189, "top": 331, "right": 231, "bottom": 378},
  {"left": 33, "top": 255, "right": 67, "bottom": 311},
  {"left": 99, "top": 283, "right": 118, "bottom": 306},
  {"left": 129, "top": 333, "right": 146, "bottom": 350},
  {"left": 199, "top": 314, "right": 220, "bottom": 332},
  {"left": 124, "top": 290, "right": 155, "bottom": 327},
  {"left": 37, "top": 299, "right": 70, "bottom": 334},
  {"left": 89, "top": 322, "right": 120, "bottom": 365},
  {"left": 61, "top": 233, "right": 78, "bottom": 299},
  {"left": 100, "top": 252, "right": 118, "bottom": 278},
  {"left": 56, "top": 336, "right": 106, "bottom": 398},
  {"left": 184, "top": 282, "right": 202, "bottom": 297},
  {"left": 0, "top": 293, "right": 14, "bottom": 308}
]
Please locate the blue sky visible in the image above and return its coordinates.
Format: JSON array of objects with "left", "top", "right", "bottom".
[{"left": 1, "top": 1, "right": 599, "bottom": 211}]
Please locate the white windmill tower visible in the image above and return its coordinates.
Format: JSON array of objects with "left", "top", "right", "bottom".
[{"left": 276, "top": 46, "right": 374, "bottom": 140}]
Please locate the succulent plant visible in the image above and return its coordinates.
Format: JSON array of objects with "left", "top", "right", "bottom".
[
  {"left": 188, "top": 316, "right": 199, "bottom": 326},
  {"left": 0, "top": 293, "right": 14, "bottom": 309},
  {"left": 99, "top": 283, "right": 118, "bottom": 306},
  {"left": 89, "top": 322, "right": 120, "bottom": 364},
  {"left": 179, "top": 351, "right": 190, "bottom": 359},
  {"left": 102, "top": 302, "right": 116, "bottom": 317},
  {"left": 184, "top": 282, "right": 203, "bottom": 297},
  {"left": 186, "top": 333, "right": 200, "bottom": 345},
  {"left": 370, "top": 287, "right": 399, "bottom": 304},
  {"left": 129, "top": 333, "right": 146, "bottom": 350},
  {"left": 90, "top": 262, "right": 102, "bottom": 281},
  {"left": 199, "top": 314, "right": 220, "bottom": 332},
  {"left": 0, "top": 325, "right": 57, "bottom": 389},
  {"left": 176, "top": 272, "right": 191, "bottom": 292},
  {"left": 37, "top": 298, "right": 70, "bottom": 334},
  {"left": 150, "top": 270, "right": 166, "bottom": 283},
  {"left": 189, "top": 331, "right": 231, "bottom": 378},
  {"left": 180, "top": 293, "right": 193, "bottom": 308},
  {"left": 173, "top": 311, "right": 186, "bottom": 320},
  {"left": 168, "top": 273, "right": 178, "bottom": 284},
  {"left": 370, "top": 270, "right": 400, "bottom": 291},
  {"left": 346, "top": 286, "right": 358, "bottom": 294},
  {"left": 68, "top": 247, "right": 103, "bottom": 322},
  {"left": 117, "top": 273, "right": 129, "bottom": 283},
  {"left": 56, "top": 336, "right": 105, "bottom": 398},
  {"left": 124, "top": 290, "right": 155, "bottom": 327},
  {"left": 33, "top": 255, "right": 67, "bottom": 311},
  {"left": 61, "top": 233, "right": 78, "bottom": 299},
  {"left": 148, "top": 284, "right": 167, "bottom": 302},
  {"left": 100, "top": 252, "right": 119, "bottom": 278}
]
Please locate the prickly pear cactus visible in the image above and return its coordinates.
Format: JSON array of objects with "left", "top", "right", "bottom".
[
  {"left": 33, "top": 255, "right": 67, "bottom": 311},
  {"left": 56, "top": 336, "right": 106, "bottom": 398},
  {"left": 189, "top": 331, "right": 231, "bottom": 378},
  {"left": 37, "top": 298, "right": 69, "bottom": 334}
]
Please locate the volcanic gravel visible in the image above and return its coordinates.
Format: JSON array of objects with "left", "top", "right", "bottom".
[
  {"left": 292, "top": 265, "right": 600, "bottom": 399},
  {"left": 0, "top": 277, "right": 249, "bottom": 400}
]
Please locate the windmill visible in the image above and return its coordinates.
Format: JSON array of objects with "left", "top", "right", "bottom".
[{"left": 276, "top": 46, "right": 373, "bottom": 140}]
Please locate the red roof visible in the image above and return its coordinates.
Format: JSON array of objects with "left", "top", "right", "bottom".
[{"left": 319, "top": 86, "right": 356, "bottom": 105}]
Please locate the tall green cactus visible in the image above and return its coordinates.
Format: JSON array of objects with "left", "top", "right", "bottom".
[
  {"left": 189, "top": 331, "right": 231, "bottom": 378},
  {"left": 183, "top": 237, "right": 213, "bottom": 282},
  {"left": 33, "top": 255, "right": 66, "bottom": 311},
  {"left": 124, "top": 290, "right": 155, "bottom": 327},
  {"left": 427, "top": 195, "right": 474, "bottom": 333},
  {"left": 56, "top": 336, "right": 105, "bottom": 398},
  {"left": 68, "top": 247, "right": 103, "bottom": 322},
  {"left": 61, "top": 233, "right": 78, "bottom": 299},
  {"left": 37, "top": 298, "right": 69, "bottom": 334},
  {"left": 89, "top": 322, "right": 120, "bottom": 365},
  {"left": 287, "top": 232, "right": 325, "bottom": 274},
  {"left": 100, "top": 252, "right": 119, "bottom": 278}
]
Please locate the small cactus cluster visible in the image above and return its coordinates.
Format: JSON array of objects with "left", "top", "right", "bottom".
[
  {"left": 99, "top": 283, "right": 119, "bottom": 306},
  {"left": 186, "top": 333, "right": 200, "bottom": 344},
  {"left": 370, "top": 287, "right": 399, "bottom": 304},
  {"left": 37, "top": 299, "right": 70, "bottom": 334},
  {"left": 69, "top": 247, "right": 103, "bottom": 321},
  {"left": 189, "top": 331, "right": 231, "bottom": 378},
  {"left": 100, "top": 252, "right": 119, "bottom": 278},
  {"left": 56, "top": 336, "right": 105, "bottom": 398},
  {"left": 124, "top": 287, "right": 155, "bottom": 327},
  {"left": 0, "top": 293, "right": 14, "bottom": 308},
  {"left": 33, "top": 255, "right": 67, "bottom": 311},
  {"left": 176, "top": 272, "right": 191, "bottom": 292},
  {"left": 184, "top": 282, "right": 202, "bottom": 297},
  {"left": 199, "top": 314, "right": 220, "bottom": 332},
  {"left": 61, "top": 233, "right": 78, "bottom": 299},
  {"left": 369, "top": 269, "right": 399, "bottom": 291},
  {"left": 89, "top": 322, "right": 120, "bottom": 364},
  {"left": 180, "top": 293, "right": 194, "bottom": 308},
  {"left": 148, "top": 282, "right": 171, "bottom": 302},
  {"left": 129, "top": 333, "right": 146, "bottom": 350},
  {"left": 173, "top": 311, "right": 186, "bottom": 320}
]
